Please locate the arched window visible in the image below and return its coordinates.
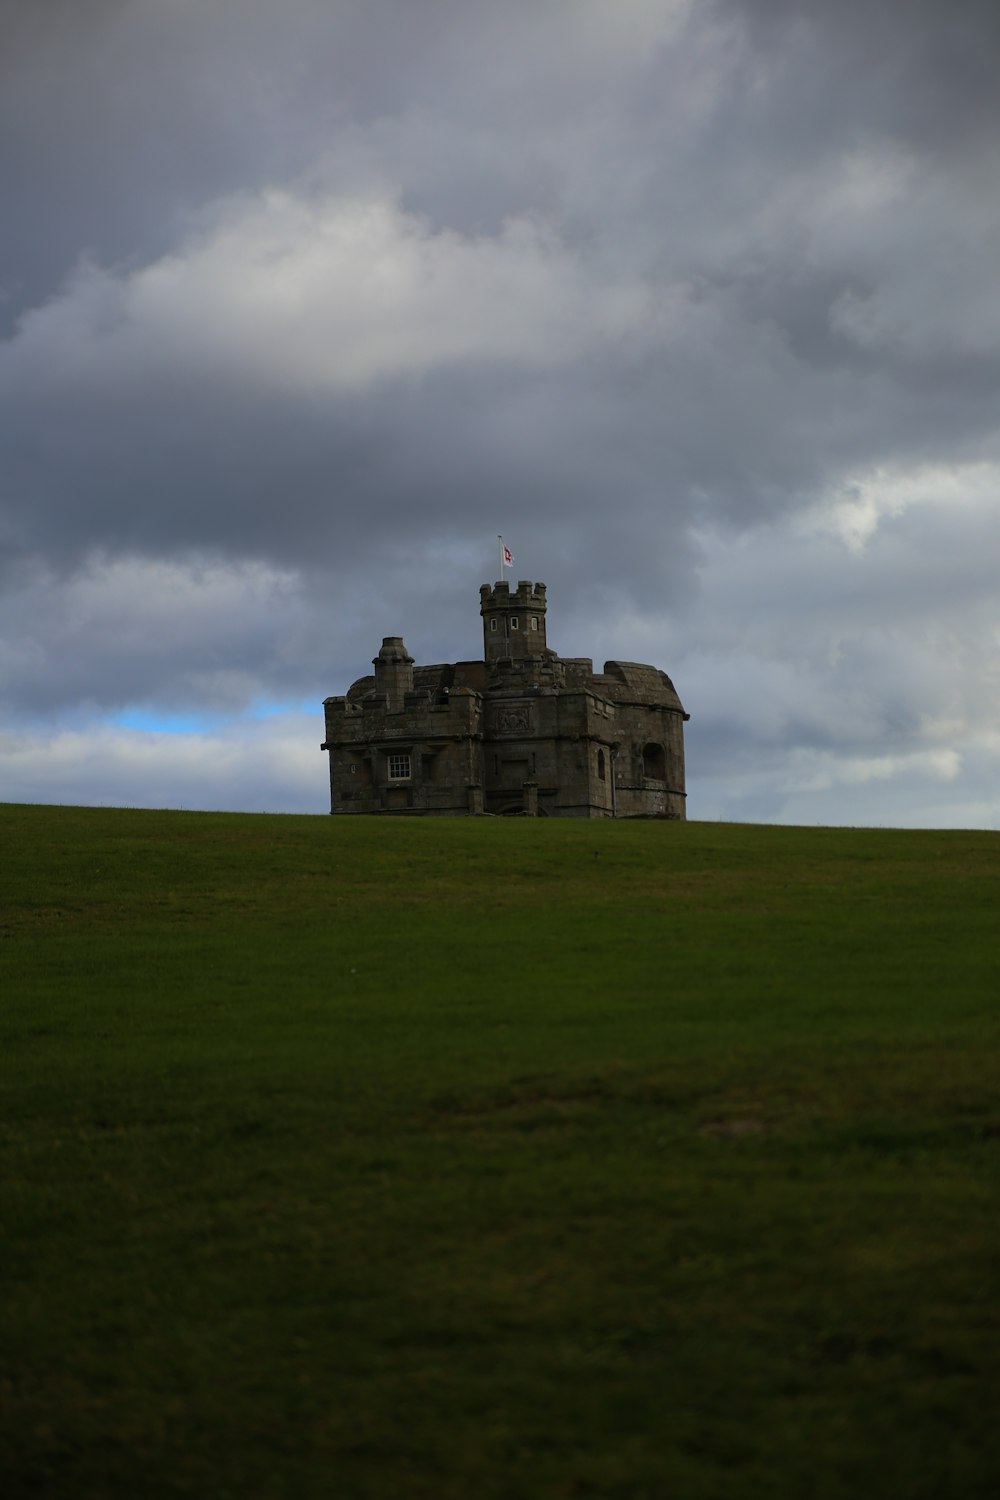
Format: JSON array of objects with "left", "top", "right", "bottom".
[
  {"left": 597, "top": 749, "right": 606, "bottom": 781},
  {"left": 642, "top": 742, "right": 665, "bottom": 779}
]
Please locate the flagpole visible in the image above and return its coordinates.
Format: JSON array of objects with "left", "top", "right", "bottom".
[{"left": 498, "top": 534, "right": 505, "bottom": 582}]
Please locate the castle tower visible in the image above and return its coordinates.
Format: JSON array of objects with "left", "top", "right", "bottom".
[
  {"left": 373, "top": 636, "right": 414, "bottom": 710},
  {"left": 480, "top": 581, "right": 548, "bottom": 663}
]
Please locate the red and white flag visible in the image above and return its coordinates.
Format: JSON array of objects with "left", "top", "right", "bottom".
[{"left": 503, "top": 544, "right": 513, "bottom": 566}]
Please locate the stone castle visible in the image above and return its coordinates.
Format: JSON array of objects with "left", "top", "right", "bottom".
[{"left": 322, "top": 581, "right": 688, "bottom": 817}]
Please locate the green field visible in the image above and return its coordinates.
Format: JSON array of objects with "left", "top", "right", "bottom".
[{"left": 2, "top": 803, "right": 999, "bottom": 1498}]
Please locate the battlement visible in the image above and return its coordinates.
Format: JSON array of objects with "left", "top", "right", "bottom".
[{"left": 479, "top": 580, "right": 547, "bottom": 610}]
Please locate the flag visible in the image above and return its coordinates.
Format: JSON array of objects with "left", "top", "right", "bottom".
[{"left": 503, "top": 544, "right": 513, "bottom": 566}]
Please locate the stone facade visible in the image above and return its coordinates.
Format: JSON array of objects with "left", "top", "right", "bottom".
[{"left": 321, "top": 581, "right": 688, "bottom": 818}]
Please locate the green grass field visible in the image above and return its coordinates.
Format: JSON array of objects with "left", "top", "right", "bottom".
[{"left": 3, "top": 803, "right": 999, "bottom": 1498}]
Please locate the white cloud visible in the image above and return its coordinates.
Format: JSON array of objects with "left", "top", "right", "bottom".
[
  {"left": 807, "top": 460, "right": 1000, "bottom": 554},
  {"left": 5, "top": 192, "right": 661, "bottom": 397},
  {"left": 674, "top": 464, "right": 1000, "bottom": 825},
  {"left": 0, "top": 713, "right": 321, "bottom": 815}
]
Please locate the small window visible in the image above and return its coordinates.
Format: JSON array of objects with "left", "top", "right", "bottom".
[
  {"left": 510, "top": 617, "right": 519, "bottom": 630},
  {"left": 530, "top": 616, "right": 539, "bottom": 631},
  {"left": 490, "top": 618, "right": 498, "bottom": 632},
  {"left": 597, "top": 750, "right": 606, "bottom": 781},
  {"left": 387, "top": 752, "right": 411, "bottom": 781},
  {"left": 350, "top": 763, "right": 357, "bottom": 774}
]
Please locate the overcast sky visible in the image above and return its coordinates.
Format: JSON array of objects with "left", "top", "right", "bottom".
[{"left": 3, "top": 0, "right": 999, "bottom": 825}]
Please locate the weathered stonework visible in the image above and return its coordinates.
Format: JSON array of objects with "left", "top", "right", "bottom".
[{"left": 321, "top": 582, "right": 688, "bottom": 817}]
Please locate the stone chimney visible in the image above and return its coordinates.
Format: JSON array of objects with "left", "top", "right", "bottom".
[{"left": 373, "top": 636, "right": 414, "bottom": 710}]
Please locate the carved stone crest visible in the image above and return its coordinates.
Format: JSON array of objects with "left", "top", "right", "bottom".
[{"left": 495, "top": 706, "right": 530, "bottom": 735}]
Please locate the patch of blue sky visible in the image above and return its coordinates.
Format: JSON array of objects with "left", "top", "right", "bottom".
[
  {"left": 113, "top": 698, "right": 314, "bottom": 734},
  {"left": 113, "top": 707, "right": 230, "bottom": 734}
]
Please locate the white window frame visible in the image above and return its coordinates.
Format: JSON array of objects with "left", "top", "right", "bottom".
[
  {"left": 530, "top": 616, "right": 539, "bottom": 631},
  {"left": 387, "top": 752, "right": 412, "bottom": 781},
  {"left": 510, "top": 616, "right": 519, "bottom": 630},
  {"left": 490, "top": 618, "right": 498, "bottom": 632}
]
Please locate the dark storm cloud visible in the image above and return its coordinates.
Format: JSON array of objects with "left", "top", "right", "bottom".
[
  {"left": 728, "top": 0, "right": 1000, "bottom": 152},
  {"left": 0, "top": 0, "right": 663, "bottom": 321},
  {"left": 2, "top": 0, "right": 999, "bottom": 821}
]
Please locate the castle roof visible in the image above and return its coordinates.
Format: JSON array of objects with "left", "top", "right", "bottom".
[
  {"left": 344, "top": 653, "right": 685, "bottom": 715},
  {"left": 592, "top": 661, "right": 686, "bottom": 716}
]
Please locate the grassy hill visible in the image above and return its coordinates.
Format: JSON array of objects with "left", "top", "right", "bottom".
[{"left": 3, "top": 803, "right": 999, "bottom": 1498}]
